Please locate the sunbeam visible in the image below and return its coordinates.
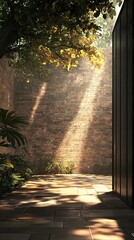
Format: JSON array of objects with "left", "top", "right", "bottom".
[
  {"left": 55, "top": 67, "right": 104, "bottom": 170},
  {"left": 30, "top": 83, "right": 47, "bottom": 124}
]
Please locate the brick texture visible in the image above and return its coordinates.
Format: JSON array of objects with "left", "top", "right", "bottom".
[
  {"left": 0, "top": 58, "right": 14, "bottom": 109},
  {"left": 14, "top": 48, "right": 112, "bottom": 174}
]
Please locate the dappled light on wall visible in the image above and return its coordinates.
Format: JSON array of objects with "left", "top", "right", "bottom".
[
  {"left": 55, "top": 67, "right": 104, "bottom": 171},
  {"left": 30, "top": 82, "right": 47, "bottom": 124}
]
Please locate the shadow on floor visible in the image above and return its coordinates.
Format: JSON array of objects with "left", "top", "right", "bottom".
[{"left": 0, "top": 174, "right": 134, "bottom": 240}]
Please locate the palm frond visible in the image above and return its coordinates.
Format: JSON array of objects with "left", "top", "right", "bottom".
[
  {"left": 0, "top": 141, "right": 12, "bottom": 147},
  {"left": 0, "top": 108, "right": 29, "bottom": 129},
  {"left": 0, "top": 109, "right": 28, "bottom": 148},
  {"left": 0, "top": 127, "right": 27, "bottom": 148}
]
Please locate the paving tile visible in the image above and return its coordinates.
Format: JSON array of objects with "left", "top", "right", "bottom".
[
  {"left": 91, "top": 227, "right": 133, "bottom": 240},
  {"left": 15, "top": 203, "right": 35, "bottom": 209},
  {"left": 77, "top": 189, "right": 88, "bottom": 195},
  {"left": 92, "top": 184, "right": 110, "bottom": 193},
  {"left": 0, "top": 234, "right": 31, "bottom": 240},
  {"left": 64, "top": 221, "right": 89, "bottom": 228},
  {"left": 86, "top": 189, "right": 97, "bottom": 194},
  {"left": 29, "top": 232, "right": 50, "bottom": 240},
  {"left": 99, "top": 198, "right": 129, "bottom": 209},
  {"left": 34, "top": 194, "right": 57, "bottom": 198},
  {"left": 55, "top": 195, "right": 78, "bottom": 203},
  {"left": 53, "top": 217, "right": 87, "bottom": 222},
  {"left": 1, "top": 215, "right": 18, "bottom": 222},
  {"left": 0, "top": 226, "right": 51, "bottom": 233},
  {"left": 104, "top": 200, "right": 129, "bottom": 207},
  {"left": 50, "top": 228, "right": 92, "bottom": 240},
  {"left": 81, "top": 210, "right": 115, "bottom": 218},
  {"left": 0, "top": 221, "right": 51, "bottom": 228},
  {"left": 0, "top": 210, "right": 15, "bottom": 221},
  {"left": 1, "top": 174, "right": 134, "bottom": 240},
  {"left": 51, "top": 221, "right": 63, "bottom": 227},
  {"left": 60, "top": 188, "right": 78, "bottom": 195},
  {"left": 0, "top": 200, "right": 19, "bottom": 206},
  {"left": 55, "top": 209, "right": 81, "bottom": 217},
  {"left": 55, "top": 203, "right": 81, "bottom": 209},
  {"left": 86, "top": 218, "right": 119, "bottom": 228},
  {"left": 45, "top": 189, "right": 60, "bottom": 194},
  {"left": 16, "top": 216, "right": 52, "bottom": 224},
  {"left": 31, "top": 200, "right": 57, "bottom": 207},
  {"left": 6, "top": 194, "right": 32, "bottom": 200},
  {"left": 117, "top": 216, "right": 134, "bottom": 232},
  {"left": 76, "top": 195, "right": 101, "bottom": 204},
  {"left": 82, "top": 203, "right": 109, "bottom": 210},
  {"left": 99, "top": 191, "right": 119, "bottom": 200},
  {"left": 25, "top": 207, "right": 55, "bottom": 217},
  {"left": 112, "top": 210, "right": 134, "bottom": 217},
  {"left": 14, "top": 208, "right": 26, "bottom": 214}
]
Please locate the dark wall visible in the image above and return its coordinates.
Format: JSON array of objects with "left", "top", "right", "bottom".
[{"left": 112, "top": 0, "right": 134, "bottom": 208}]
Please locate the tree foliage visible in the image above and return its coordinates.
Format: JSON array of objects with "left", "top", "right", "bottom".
[
  {"left": 95, "top": 0, "right": 123, "bottom": 47},
  {"left": 0, "top": 0, "right": 122, "bottom": 70}
]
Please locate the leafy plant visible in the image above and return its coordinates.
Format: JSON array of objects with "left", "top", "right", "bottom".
[
  {"left": 0, "top": 108, "right": 28, "bottom": 148},
  {"left": 44, "top": 160, "right": 76, "bottom": 174},
  {"left": 0, "top": 153, "right": 16, "bottom": 195},
  {"left": 10, "top": 155, "right": 32, "bottom": 180},
  {"left": 0, "top": 108, "right": 31, "bottom": 197}
]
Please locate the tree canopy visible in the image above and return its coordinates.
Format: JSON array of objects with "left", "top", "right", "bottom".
[{"left": 0, "top": 0, "right": 122, "bottom": 70}]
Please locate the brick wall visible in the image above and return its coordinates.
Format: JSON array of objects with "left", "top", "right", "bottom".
[
  {"left": 0, "top": 58, "right": 15, "bottom": 154},
  {"left": 14, "top": 48, "right": 112, "bottom": 174},
  {"left": 0, "top": 58, "right": 14, "bottom": 109}
]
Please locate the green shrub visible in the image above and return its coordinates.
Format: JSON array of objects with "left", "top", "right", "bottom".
[
  {"left": 44, "top": 160, "right": 76, "bottom": 174},
  {"left": 10, "top": 155, "right": 32, "bottom": 180},
  {"left": 0, "top": 108, "right": 32, "bottom": 197},
  {"left": 0, "top": 153, "right": 32, "bottom": 197}
]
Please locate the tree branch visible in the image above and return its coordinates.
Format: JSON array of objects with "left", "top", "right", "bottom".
[
  {"left": 6, "top": 0, "right": 15, "bottom": 16},
  {"left": 0, "top": 19, "right": 19, "bottom": 59}
]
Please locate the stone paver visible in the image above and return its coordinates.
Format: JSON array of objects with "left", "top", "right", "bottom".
[
  {"left": 90, "top": 227, "right": 133, "bottom": 240},
  {"left": 29, "top": 232, "right": 50, "bottom": 240},
  {"left": 50, "top": 228, "right": 92, "bottom": 240},
  {"left": 0, "top": 174, "right": 134, "bottom": 240},
  {"left": 0, "top": 234, "right": 31, "bottom": 240}
]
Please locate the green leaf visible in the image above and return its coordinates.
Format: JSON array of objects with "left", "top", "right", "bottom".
[{"left": 0, "top": 109, "right": 28, "bottom": 148}]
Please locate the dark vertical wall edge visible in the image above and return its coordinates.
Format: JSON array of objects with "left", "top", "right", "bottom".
[
  {"left": 112, "top": 0, "right": 134, "bottom": 208},
  {"left": 132, "top": 0, "right": 134, "bottom": 208},
  {"left": 112, "top": 32, "right": 114, "bottom": 190}
]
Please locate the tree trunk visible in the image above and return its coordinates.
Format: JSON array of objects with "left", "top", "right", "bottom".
[{"left": 0, "top": 19, "right": 19, "bottom": 59}]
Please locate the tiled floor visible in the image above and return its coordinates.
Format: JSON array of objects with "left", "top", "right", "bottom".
[{"left": 0, "top": 174, "right": 134, "bottom": 240}]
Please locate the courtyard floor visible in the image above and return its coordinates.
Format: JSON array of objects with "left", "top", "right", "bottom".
[{"left": 0, "top": 174, "right": 134, "bottom": 240}]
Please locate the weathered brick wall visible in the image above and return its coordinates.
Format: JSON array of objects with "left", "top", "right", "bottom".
[
  {"left": 14, "top": 48, "right": 112, "bottom": 174},
  {"left": 0, "top": 58, "right": 14, "bottom": 154},
  {"left": 0, "top": 58, "right": 14, "bottom": 109}
]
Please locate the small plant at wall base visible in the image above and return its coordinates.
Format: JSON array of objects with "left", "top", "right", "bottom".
[
  {"left": 0, "top": 108, "right": 32, "bottom": 197},
  {"left": 43, "top": 160, "right": 76, "bottom": 174}
]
